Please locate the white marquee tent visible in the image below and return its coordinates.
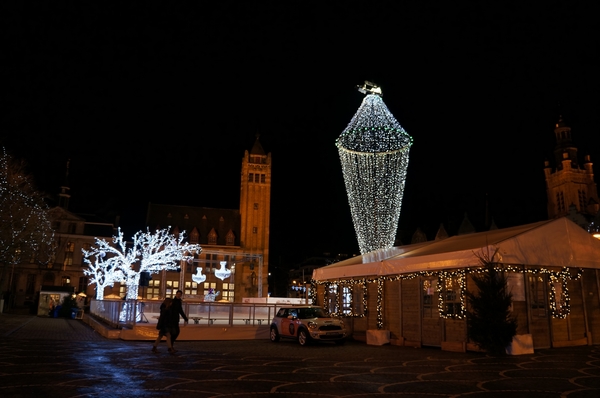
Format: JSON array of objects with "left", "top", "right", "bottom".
[{"left": 313, "top": 217, "right": 600, "bottom": 281}]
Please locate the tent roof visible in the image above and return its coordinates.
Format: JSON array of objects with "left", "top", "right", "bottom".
[{"left": 313, "top": 218, "right": 600, "bottom": 280}]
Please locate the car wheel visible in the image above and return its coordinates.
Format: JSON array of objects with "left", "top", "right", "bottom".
[
  {"left": 298, "top": 329, "right": 310, "bottom": 346},
  {"left": 270, "top": 326, "right": 280, "bottom": 342}
]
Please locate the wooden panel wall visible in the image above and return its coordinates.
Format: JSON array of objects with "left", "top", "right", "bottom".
[
  {"left": 383, "top": 279, "right": 402, "bottom": 340},
  {"left": 401, "top": 278, "right": 421, "bottom": 343},
  {"left": 583, "top": 270, "right": 600, "bottom": 344}
]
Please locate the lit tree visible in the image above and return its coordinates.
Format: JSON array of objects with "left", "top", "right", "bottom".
[
  {"left": 0, "top": 147, "right": 54, "bottom": 301},
  {"left": 124, "top": 227, "right": 201, "bottom": 299},
  {"left": 82, "top": 228, "right": 132, "bottom": 300},
  {"left": 82, "top": 226, "right": 201, "bottom": 300},
  {"left": 336, "top": 82, "right": 413, "bottom": 254}
]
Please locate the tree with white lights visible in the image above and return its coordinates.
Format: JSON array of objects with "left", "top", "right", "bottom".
[
  {"left": 124, "top": 227, "right": 201, "bottom": 299},
  {"left": 336, "top": 82, "right": 413, "bottom": 254},
  {"left": 0, "top": 147, "right": 54, "bottom": 300},
  {"left": 82, "top": 228, "right": 133, "bottom": 300},
  {"left": 82, "top": 227, "right": 201, "bottom": 300}
]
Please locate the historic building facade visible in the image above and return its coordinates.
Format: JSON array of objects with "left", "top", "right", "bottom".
[
  {"left": 544, "top": 115, "right": 599, "bottom": 224},
  {"left": 140, "top": 136, "right": 272, "bottom": 303}
]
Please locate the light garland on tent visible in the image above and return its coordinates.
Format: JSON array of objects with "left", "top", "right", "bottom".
[
  {"left": 311, "top": 265, "right": 582, "bottom": 329},
  {"left": 336, "top": 83, "right": 413, "bottom": 254}
]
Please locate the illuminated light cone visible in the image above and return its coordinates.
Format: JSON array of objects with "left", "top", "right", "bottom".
[{"left": 336, "top": 82, "right": 413, "bottom": 254}]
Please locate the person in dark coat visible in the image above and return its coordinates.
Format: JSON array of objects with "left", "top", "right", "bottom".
[
  {"left": 170, "top": 290, "right": 188, "bottom": 350},
  {"left": 152, "top": 298, "right": 175, "bottom": 354}
]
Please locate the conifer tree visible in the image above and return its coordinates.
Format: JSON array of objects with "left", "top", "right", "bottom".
[{"left": 466, "top": 250, "right": 517, "bottom": 355}]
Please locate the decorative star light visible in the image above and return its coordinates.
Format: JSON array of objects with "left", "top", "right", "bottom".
[
  {"left": 192, "top": 267, "right": 206, "bottom": 284},
  {"left": 215, "top": 261, "right": 232, "bottom": 280},
  {"left": 336, "top": 82, "right": 413, "bottom": 254}
]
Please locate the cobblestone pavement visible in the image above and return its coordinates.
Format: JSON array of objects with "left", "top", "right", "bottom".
[{"left": 2, "top": 313, "right": 600, "bottom": 397}]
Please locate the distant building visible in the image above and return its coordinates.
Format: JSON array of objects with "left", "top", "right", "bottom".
[
  {"left": 144, "top": 136, "right": 271, "bottom": 303},
  {"left": 544, "top": 115, "right": 600, "bottom": 225}
]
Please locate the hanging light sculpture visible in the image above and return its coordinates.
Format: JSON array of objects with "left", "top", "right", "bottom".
[
  {"left": 215, "top": 261, "right": 232, "bottom": 280},
  {"left": 192, "top": 267, "right": 206, "bottom": 284},
  {"left": 336, "top": 81, "right": 413, "bottom": 254}
]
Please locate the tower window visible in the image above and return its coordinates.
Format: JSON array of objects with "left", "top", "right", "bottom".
[
  {"left": 248, "top": 173, "right": 254, "bottom": 182},
  {"left": 253, "top": 203, "right": 259, "bottom": 210},
  {"left": 253, "top": 227, "right": 258, "bottom": 234},
  {"left": 261, "top": 174, "right": 265, "bottom": 183}
]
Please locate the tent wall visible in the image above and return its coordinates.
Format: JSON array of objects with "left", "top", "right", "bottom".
[
  {"left": 314, "top": 266, "right": 600, "bottom": 353},
  {"left": 583, "top": 270, "right": 600, "bottom": 344}
]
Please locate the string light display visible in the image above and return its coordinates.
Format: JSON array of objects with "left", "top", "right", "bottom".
[
  {"left": 82, "top": 226, "right": 201, "bottom": 299},
  {"left": 0, "top": 147, "right": 55, "bottom": 297},
  {"left": 311, "top": 265, "right": 582, "bottom": 329},
  {"left": 336, "top": 83, "right": 413, "bottom": 254}
]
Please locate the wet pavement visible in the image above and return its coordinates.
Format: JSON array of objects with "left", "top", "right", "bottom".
[{"left": 1, "top": 313, "right": 600, "bottom": 397}]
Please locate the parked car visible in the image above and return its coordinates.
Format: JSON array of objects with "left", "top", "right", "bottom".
[{"left": 269, "top": 305, "right": 348, "bottom": 346}]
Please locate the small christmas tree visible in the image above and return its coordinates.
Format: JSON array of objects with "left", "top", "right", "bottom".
[{"left": 466, "top": 250, "right": 517, "bottom": 355}]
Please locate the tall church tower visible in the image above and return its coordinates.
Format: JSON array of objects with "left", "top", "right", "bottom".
[
  {"left": 544, "top": 116, "right": 599, "bottom": 220},
  {"left": 239, "top": 136, "right": 271, "bottom": 297}
]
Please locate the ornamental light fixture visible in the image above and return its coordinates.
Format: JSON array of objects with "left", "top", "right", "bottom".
[
  {"left": 192, "top": 267, "right": 206, "bottom": 284},
  {"left": 215, "top": 261, "right": 232, "bottom": 280},
  {"left": 336, "top": 81, "right": 413, "bottom": 254}
]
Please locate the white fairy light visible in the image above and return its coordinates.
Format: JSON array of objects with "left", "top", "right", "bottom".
[
  {"left": 215, "top": 260, "right": 232, "bottom": 280},
  {"left": 82, "top": 226, "right": 201, "bottom": 299},
  {"left": 336, "top": 84, "right": 412, "bottom": 254}
]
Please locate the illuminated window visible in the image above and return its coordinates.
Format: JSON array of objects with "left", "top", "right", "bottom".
[
  {"left": 221, "top": 282, "right": 234, "bottom": 301},
  {"left": 164, "top": 279, "right": 179, "bottom": 298},
  {"left": 184, "top": 280, "right": 198, "bottom": 296},
  {"left": 145, "top": 279, "right": 161, "bottom": 299},
  {"left": 340, "top": 284, "right": 365, "bottom": 316},
  {"left": 61, "top": 276, "right": 71, "bottom": 286},
  {"left": 422, "top": 277, "right": 437, "bottom": 318},
  {"left": 326, "top": 284, "right": 339, "bottom": 314},
  {"left": 203, "top": 282, "right": 217, "bottom": 295},
  {"left": 63, "top": 242, "right": 75, "bottom": 267},
  {"left": 440, "top": 275, "right": 462, "bottom": 317}
]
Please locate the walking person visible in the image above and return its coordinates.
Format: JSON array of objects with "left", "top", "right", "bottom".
[
  {"left": 170, "top": 290, "right": 188, "bottom": 351},
  {"left": 152, "top": 298, "right": 176, "bottom": 354}
]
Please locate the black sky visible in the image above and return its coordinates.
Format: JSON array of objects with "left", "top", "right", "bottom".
[{"left": 2, "top": 2, "right": 600, "bottom": 267}]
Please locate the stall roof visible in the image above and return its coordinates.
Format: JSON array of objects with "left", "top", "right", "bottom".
[{"left": 313, "top": 218, "right": 600, "bottom": 280}]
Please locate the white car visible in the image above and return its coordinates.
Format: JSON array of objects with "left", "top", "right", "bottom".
[{"left": 269, "top": 305, "right": 348, "bottom": 346}]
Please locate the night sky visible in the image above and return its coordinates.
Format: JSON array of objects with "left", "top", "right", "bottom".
[{"left": 2, "top": 2, "right": 600, "bottom": 268}]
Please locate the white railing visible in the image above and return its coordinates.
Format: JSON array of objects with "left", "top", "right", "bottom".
[{"left": 90, "top": 299, "right": 279, "bottom": 329}]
